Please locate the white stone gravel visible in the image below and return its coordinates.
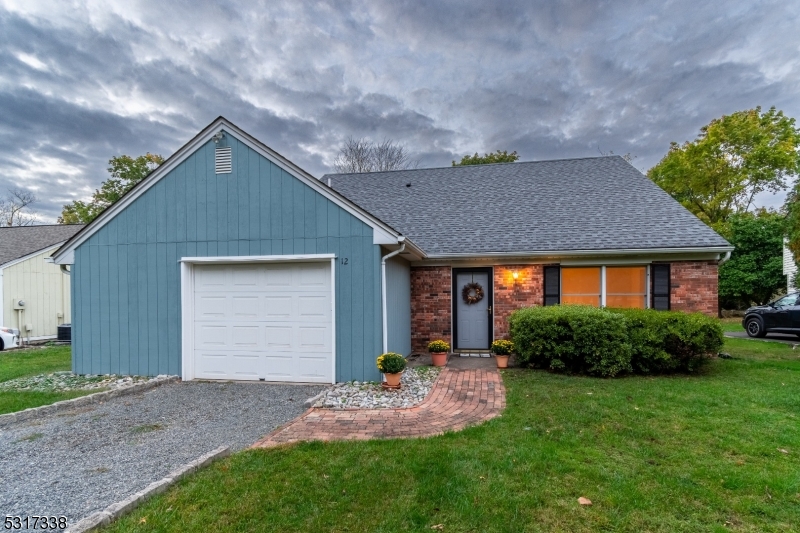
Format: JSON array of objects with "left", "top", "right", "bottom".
[
  {"left": 313, "top": 366, "right": 441, "bottom": 409},
  {"left": 0, "top": 371, "right": 153, "bottom": 392}
]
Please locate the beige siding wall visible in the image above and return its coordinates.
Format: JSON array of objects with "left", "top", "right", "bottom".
[{"left": 2, "top": 246, "right": 71, "bottom": 338}]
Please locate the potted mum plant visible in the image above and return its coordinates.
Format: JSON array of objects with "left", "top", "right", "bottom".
[
  {"left": 491, "top": 339, "right": 514, "bottom": 368},
  {"left": 377, "top": 352, "right": 407, "bottom": 388},
  {"left": 428, "top": 339, "right": 450, "bottom": 367}
]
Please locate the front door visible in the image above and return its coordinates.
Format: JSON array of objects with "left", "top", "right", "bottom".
[{"left": 453, "top": 268, "right": 492, "bottom": 350}]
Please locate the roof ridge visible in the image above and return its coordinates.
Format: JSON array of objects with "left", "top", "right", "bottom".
[
  {"left": 0, "top": 223, "right": 85, "bottom": 229},
  {"left": 322, "top": 155, "right": 624, "bottom": 178}
]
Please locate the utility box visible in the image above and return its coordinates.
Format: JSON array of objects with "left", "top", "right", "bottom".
[{"left": 12, "top": 298, "right": 25, "bottom": 310}]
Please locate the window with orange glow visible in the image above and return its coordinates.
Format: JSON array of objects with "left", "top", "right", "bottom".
[
  {"left": 606, "top": 266, "right": 647, "bottom": 308},
  {"left": 561, "top": 267, "right": 601, "bottom": 306}
]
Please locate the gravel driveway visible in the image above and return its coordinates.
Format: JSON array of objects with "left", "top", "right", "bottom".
[{"left": 0, "top": 381, "right": 324, "bottom": 527}]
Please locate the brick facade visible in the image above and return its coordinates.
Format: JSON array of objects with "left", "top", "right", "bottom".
[
  {"left": 668, "top": 260, "right": 719, "bottom": 316},
  {"left": 493, "top": 265, "right": 543, "bottom": 339},
  {"left": 410, "top": 266, "right": 452, "bottom": 352},
  {"left": 409, "top": 260, "right": 719, "bottom": 352}
]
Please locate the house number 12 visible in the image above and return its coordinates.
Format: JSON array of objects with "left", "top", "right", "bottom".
[{"left": 340, "top": 258, "right": 349, "bottom": 265}]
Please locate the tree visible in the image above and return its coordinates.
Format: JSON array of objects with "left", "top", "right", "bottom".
[
  {"left": 0, "top": 189, "right": 39, "bottom": 226},
  {"left": 333, "top": 138, "right": 416, "bottom": 173},
  {"left": 59, "top": 153, "right": 164, "bottom": 224},
  {"left": 719, "top": 211, "right": 786, "bottom": 309},
  {"left": 648, "top": 107, "right": 800, "bottom": 234},
  {"left": 453, "top": 150, "right": 519, "bottom": 166}
]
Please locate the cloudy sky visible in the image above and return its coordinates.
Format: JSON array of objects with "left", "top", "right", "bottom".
[{"left": 1, "top": 0, "right": 799, "bottom": 223}]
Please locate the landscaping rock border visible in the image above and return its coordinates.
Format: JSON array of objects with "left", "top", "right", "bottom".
[
  {"left": 0, "top": 375, "right": 179, "bottom": 428},
  {"left": 66, "top": 446, "right": 230, "bottom": 533}
]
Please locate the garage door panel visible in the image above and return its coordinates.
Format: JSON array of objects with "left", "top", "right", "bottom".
[
  {"left": 196, "top": 324, "right": 228, "bottom": 347},
  {"left": 298, "top": 296, "right": 329, "bottom": 318},
  {"left": 298, "top": 326, "right": 329, "bottom": 349},
  {"left": 195, "top": 352, "right": 229, "bottom": 378},
  {"left": 264, "top": 267, "right": 292, "bottom": 287},
  {"left": 231, "top": 296, "right": 260, "bottom": 317},
  {"left": 265, "top": 326, "right": 294, "bottom": 349},
  {"left": 299, "top": 264, "right": 328, "bottom": 286},
  {"left": 192, "top": 261, "right": 332, "bottom": 383},
  {"left": 195, "top": 295, "right": 228, "bottom": 318},
  {"left": 297, "top": 354, "right": 330, "bottom": 379},
  {"left": 264, "top": 296, "right": 293, "bottom": 317},
  {"left": 229, "top": 353, "right": 261, "bottom": 380},
  {"left": 263, "top": 355, "right": 295, "bottom": 378},
  {"left": 232, "top": 325, "right": 261, "bottom": 347}
]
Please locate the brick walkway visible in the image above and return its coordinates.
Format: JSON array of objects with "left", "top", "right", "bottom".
[{"left": 252, "top": 367, "right": 505, "bottom": 448}]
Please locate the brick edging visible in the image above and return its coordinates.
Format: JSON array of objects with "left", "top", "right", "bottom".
[
  {"left": 66, "top": 446, "right": 230, "bottom": 533},
  {"left": 0, "top": 375, "right": 180, "bottom": 428}
]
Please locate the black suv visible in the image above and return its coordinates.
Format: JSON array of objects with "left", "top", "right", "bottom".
[{"left": 742, "top": 292, "right": 800, "bottom": 338}]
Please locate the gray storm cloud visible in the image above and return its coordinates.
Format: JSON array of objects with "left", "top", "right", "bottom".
[{"left": 0, "top": 0, "right": 798, "bottom": 221}]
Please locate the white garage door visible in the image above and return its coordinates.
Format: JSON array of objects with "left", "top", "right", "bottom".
[{"left": 192, "top": 262, "right": 333, "bottom": 383}]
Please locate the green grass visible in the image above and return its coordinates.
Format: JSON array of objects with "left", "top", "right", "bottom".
[
  {"left": 720, "top": 317, "right": 745, "bottom": 333},
  {"left": 0, "top": 345, "right": 96, "bottom": 414},
  {"left": 105, "top": 338, "right": 800, "bottom": 533}
]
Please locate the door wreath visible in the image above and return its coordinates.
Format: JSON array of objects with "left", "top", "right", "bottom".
[{"left": 462, "top": 282, "right": 484, "bottom": 305}]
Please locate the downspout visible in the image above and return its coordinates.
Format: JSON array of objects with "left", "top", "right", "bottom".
[
  {"left": 718, "top": 250, "right": 732, "bottom": 265},
  {"left": 60, "top": 264, "right": 71, "bottom": 275},
  {"left": 381, "top": 239, "right": 406, "bottom": 354},
  {"left": 717, "top": 250, "right": 732, "bottom": 319}
]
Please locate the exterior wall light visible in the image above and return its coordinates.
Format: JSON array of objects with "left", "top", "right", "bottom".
[{"left": 512, "top": 271, "right": 519, "bottom": 280}]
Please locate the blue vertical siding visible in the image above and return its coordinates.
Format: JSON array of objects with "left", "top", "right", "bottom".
[
  {"left": 72, "top": 133, "right": 385, "bottom": 382},
  {"left": 385, "top": 255, "right": 412, "bottom": 356}
]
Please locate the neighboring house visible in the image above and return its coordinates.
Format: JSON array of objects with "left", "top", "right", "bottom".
[
  {"left": 52, "top": 117, "right": 732, "bottom": 383},
  {"left": 783, "top": 239, "right": 797, "bottom": 293},
  {"left": 0, "top": 224, "right": 84, "bottom": 340}
]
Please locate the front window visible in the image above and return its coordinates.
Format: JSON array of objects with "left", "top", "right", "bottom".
[{"left": 559, "top": 265, "right": 648, "bottom": 309}]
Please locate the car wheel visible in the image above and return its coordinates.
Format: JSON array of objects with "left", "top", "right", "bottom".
[
  {"left": 0, "top": 338, "right": 4, "bottom": 351},
  {"left": 745, "top": 318, "right": 766, "bottom": 338}
]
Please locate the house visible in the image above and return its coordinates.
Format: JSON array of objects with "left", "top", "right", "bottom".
[
  {"left": 783, "top": 239, "right": 796, "bottom": 294},
  {"left": 52, "top": 117, "right": 732, "bottom": 383},
  {"left": 0, "top": 224, "right": 83, "bottom": 341}
]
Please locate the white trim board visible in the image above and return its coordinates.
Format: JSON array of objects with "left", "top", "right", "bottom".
[
  {"left": 180, "top": 254, "right": 337, "bottom": 384},
  {"left": 52, "top": 117, "right": 416, "bottom": 264}
]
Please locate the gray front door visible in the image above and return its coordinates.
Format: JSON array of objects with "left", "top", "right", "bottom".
[{"left": 455, "top": 271, "right": 491, "bottom": 349}]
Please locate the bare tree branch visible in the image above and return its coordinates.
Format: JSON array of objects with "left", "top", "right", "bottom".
[
  {"left": 333, "top": 137, "right": 417, "bottom": 173},
  {"left": 0, "top": 189, "right": 39, "bottom": 226}
]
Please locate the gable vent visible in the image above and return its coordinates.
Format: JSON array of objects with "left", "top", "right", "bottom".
[{"left": 215, "top": 147, "right": 232, "bottom": 174}]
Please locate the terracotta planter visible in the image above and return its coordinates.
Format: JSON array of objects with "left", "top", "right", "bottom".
[
  {"left": 494, "top": 355, "right": 509, "bottom": 368},
  {"left": 384, "top": 372, "right": 402, "bottom": 387},
  {"left": 431, "top": 351, "right": 448, "bottom": 367}
]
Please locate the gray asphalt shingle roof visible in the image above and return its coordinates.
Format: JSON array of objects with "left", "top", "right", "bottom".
[
  {"left": 0, "top": 224, "right": 84, "bottom": 266},
  {"left": 325, "top": 156, "right": 730, "bottom": 256}
]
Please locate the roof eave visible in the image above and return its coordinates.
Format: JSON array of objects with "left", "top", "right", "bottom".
[{"left": 421, "top": 245, "right": 734, "bottom": 261}]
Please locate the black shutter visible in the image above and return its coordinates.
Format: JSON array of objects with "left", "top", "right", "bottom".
[
  {"left": 544, "top": 266, "right": 560, "bottom": 306},
  {"left": 651, "top": 264, "right": 670, "bottom": 310}
]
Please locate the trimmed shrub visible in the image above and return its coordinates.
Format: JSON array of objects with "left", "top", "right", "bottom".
[
  {"left": 509, "top": 305, "right": 724, "bottom": 377},
  {"left": 508, "top": 305, "right": 632, "bottom": 377},
  {"left": 611, "top": 308, "right": 723, "bottom": 373}
]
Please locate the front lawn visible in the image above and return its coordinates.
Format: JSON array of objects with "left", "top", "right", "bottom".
[
  {"left": 0, "top": 345, "right": 95, "bottom": 414},
  {"left": 720, "top": 317, "right": 745, "bottom": 333},
  {"left": 106, "top": 338, "right": 800, "bottom": 532}
]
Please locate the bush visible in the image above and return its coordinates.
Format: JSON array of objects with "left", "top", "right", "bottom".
[
  {"left": 611, "top": 308, "right": 723, "bottom": 373},
  {"left": 509, "top": 306, "right": 724, "bottom": 377},
  {"left": 376, "top": 353, "right": 406, "bottom": 374},
  {"left": 508, "top": 305, "right": 632, "bottom": 377}
]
